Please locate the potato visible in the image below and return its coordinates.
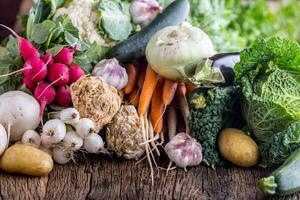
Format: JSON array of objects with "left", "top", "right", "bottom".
[
  {"left": 218, "top": 128, "right": 259, "bottom": 167},
  {"left": 0, "top": 144, "right": 53, "bottom": 176}
]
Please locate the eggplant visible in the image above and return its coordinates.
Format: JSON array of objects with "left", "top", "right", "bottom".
[{"left": 210, "top": 52, "right": 240, "bottom": 84}]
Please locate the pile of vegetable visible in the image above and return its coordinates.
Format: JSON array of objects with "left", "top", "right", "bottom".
[{"left": 1, "top": 0, "right": 300, "bottom": 197}]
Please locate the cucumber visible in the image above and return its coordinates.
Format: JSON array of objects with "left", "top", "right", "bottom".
[
  {"left": 108, "top": 0, "right": 190, "bottom": 62},
  {"left": 259, "top": 148, "right": 300, "bottom": 196}
]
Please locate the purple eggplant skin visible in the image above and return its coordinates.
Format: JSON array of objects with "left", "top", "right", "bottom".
[{"left": 211, "top": 53, "right": 240, "bottom": 85}]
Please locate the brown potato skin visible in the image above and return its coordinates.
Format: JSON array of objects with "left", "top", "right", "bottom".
[
  {"left": 218, "top": 128, "right": 259, "bottom": 168},
  {"left": 0, "top": 144, "right": 53, "bottom": 176}
]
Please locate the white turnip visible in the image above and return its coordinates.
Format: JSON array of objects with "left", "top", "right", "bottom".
[
  {"left": 0, "top": 123, "right": 8, "bottom": 156},
  {"left": 52, "top": 146, "right": 74, "bottom": 164},
  {"left": 0, "top": 91, "right": 40, "bottom": 142}
]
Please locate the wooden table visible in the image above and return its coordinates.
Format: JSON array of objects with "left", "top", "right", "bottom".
[{"left": 0, "top": 154, "right": 298, "bottom": 200}]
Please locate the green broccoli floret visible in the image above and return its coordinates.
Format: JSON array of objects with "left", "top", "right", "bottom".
[{"left": 189, "top": 86, "right": 239, "bottom": 167}]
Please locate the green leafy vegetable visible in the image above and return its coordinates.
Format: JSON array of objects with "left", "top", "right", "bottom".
[
  {"left": 234, "top": 37, "right": 300, "bottom": 142},
  {"left": 97, "top": 0, "right": 133, "bottom": 41},
  {"left": 259, "top": 122, "right": 300, "bottom": 168},
  {"left": 0, "top": 37, "right": 23, "bottom": 94},
  {"left": 189, "top": 86, "right": 239, "bottom": 167}
]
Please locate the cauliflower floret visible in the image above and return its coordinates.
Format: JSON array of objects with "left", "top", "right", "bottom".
[{"left": 54, "top": 0, "right": 107, "bottom": 45}]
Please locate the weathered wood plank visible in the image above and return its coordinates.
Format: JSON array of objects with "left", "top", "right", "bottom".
[{"left": 0, "top": 155, "right": 299, "bottom": 200}]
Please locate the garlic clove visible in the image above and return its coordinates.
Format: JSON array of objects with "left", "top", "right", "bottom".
[{"left": 165, "top": 132, "right": 202, "bottom": 168}]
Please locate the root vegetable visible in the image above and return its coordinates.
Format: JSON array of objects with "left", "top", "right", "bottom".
[
  {"left": 0, "top": 123, "right": 8, "bottom": 156},
  {"left": 41, "top": 53, "right": 53, "bottom": 65},
  {"left": 48, "top": 63, "right": 70, "bottom": 87},
  {"left": 34, "top": 82, "right": 56, "bottom": 119},
  {"left": 83, "top": 133, "right": 104, "bottom": 154},
  {"left": 59, "top": 108, "right": 80, "bottom": 125},
  {"left": 41, "top": 119, "right": 66, "bottom": 147},
  {"left": 106, "top": 105, "right": 145, "bottom": 160},
  {"left": 0, "top": 91, "right": 40, "bottom": 142},
  {"left": 0, "top": 144, "right": 53, "bottom": 176},
  {"left": 23, "top": 57, "right": 48, "bottom": 83},
  {"left": 75, "top": 118, "right": 96, "bottom": 139},
  {"left": 21, "top": 130, "right": 41, "bottom": 148},
  {"left": 68, "top": 64, "right": 85, "bottom": 84},
  {"left": 71, "top": 76, "right": 122, "bottom": 131},
  {"left": 0, "top": 24, "right": 40, "bottom": 60},
  {"left": 54, "top": 86, "right": 72, "bottom": 107},
  {"left": 53, "top": 45, "right": 77, "bottom": 66},
  {"left": 52, "top": 146, "right": 74, "bottom": 164},
  {"left": 23, "top": 77, "right": 37, "bottom": 92},
  {"left": 167, "top": 105, "right": 177, "bottom": 141},
  {"left": 63, "top": 131, "right": 83, "bottom": 150}
]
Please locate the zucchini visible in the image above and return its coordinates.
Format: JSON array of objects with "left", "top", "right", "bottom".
[
  {"left": 108, "top": 0, "right": 190, "bottom": 62},
  {"left": 259, "top": 148, "right": 300, "bottom": 196}
]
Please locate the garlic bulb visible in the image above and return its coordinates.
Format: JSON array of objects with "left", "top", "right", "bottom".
[
  {"left": 92, "top": 58, "right": 128, "bottom": 90},
  {"left": 165, "top": 132, "right": 202, "bottom": 168},
  {"left": 130, "top": 0, "right": 161, "bottom": 27}
]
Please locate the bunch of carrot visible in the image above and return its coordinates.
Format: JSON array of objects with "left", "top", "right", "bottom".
[{"left": 124, "top": 63, "right": 198, "bottom": 140}]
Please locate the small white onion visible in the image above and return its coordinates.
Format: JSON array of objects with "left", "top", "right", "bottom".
[
  {"left": 21, "top": 130, "right": 41, "bottom": 148},
  {"left": 41, "top": 119, "right": 66, "bottom": 147},
  {"left": 52, "top": 146, "right": 74, "bottom": 164},
  {"left": 63, "top": 131, "right": 83, "bottom": 150},
  {"left": 75, "top": 118, "right": 96, "bottom": 139},
  {"left": 83, "top": 133, "right": 104, "bottom": 154},
  {"left": 59, "top": 108, "right": 80, "bottom": 125}
]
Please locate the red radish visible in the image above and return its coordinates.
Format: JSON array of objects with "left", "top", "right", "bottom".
[
  {"left": 34, "top": 82, "right": 56, "bottom": 118},
  {"left": 0, "top": 57, "right": 48, "bottom": 81},
  {"left": 54, "top": 45, "right": 77, "bottom": 66},
  {"left": 48, "top": 63, "right": 69, "bottom": 87},
  {"left": 23, "top": 57, "right": 48, "bottom": 82},
  {"left": 68, "top": 64, "right": 86, "bottom": 84},
  {"left": 0, "top": 24, "right": 40, "bottom": 60},
  {"left": 23, "top": 77, "right": 37, "bottom": 92},
  {"left": 42, "top": 53, "right": 53, "bottom": 65},
  {"left": 54, "top": 86, "right": 72, "bottom": 107}
]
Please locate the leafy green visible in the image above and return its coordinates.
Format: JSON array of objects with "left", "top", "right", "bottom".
[
  {"left": 189, "top": 86, "right": 240, "bottom": 167},
  {"left": 188, "top": 0, "right": 246, "bottom": 52},
  {"left": 235, "top": 37, "right": 300, "bottom": 142},
  {"left": 31, "top": 20, "right": 56, "bottom": 44},
  {"left": 0, "top": 37, "right": 23, "bottom": 94},
  {"left": 259, "top": 122, "right": 300, "bottom": 167},
  {"left": 97, "top": 0, "right": 133, "bottom": 41}
]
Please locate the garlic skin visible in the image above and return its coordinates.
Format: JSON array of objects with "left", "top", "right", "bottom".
[
  {"left": 92, "top": 58, "right": 128, "bottom": 90},
  {"left": 165, "top": 132, "right": 202, "bottom": 168},
  {"left": 130, "top": 0, "right": 161, "bottom": 28}
]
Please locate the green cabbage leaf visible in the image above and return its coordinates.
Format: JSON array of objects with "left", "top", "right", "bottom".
[{"left": 234, "top": 37, "right": 300, "bottom": 142}]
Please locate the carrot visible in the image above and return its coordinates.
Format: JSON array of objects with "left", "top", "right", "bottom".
[
  {"left": 162, "top": 79, "right": 178, "bottom": 106},
  {"left": 186, "top": 82, "right": 198, "bottom": 94},
  {"left": 124, "top": 64, "right": 138, "bottom": 94},
  {"left": 176, "top": 85, "right": 190, "bottom": 134},
  {"left": 150, "top": 79, "right": 164, "bottom": 134},
  {"left": 176, "top": 81, "right": 186, "bottom": 96},
  {"left": 167, "top": 105, "right": 177, "bottom": 140},
  {"left": 138, "top": 65, "right": 159, "bottom": 116},
  {"left": 128, "top": 87, "right": 140, "bottom": 107}
]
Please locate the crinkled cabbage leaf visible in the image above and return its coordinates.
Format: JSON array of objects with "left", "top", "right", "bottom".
[{"left": 234, "top": 37, "right": 300, "bottom": 142}]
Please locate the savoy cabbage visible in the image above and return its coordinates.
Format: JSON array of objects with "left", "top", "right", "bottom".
[{"left": 234, "top": 37, "right": 300, "bottom": 142}]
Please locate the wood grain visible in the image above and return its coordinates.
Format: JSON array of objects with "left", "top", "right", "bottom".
[{"left": 0, "top": 155, "right": 299, "bottom": 200}]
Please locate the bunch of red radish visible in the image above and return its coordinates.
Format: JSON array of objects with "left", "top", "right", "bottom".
[{"left": 0, "top": 25, "right": 86, "bottom": 118}]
